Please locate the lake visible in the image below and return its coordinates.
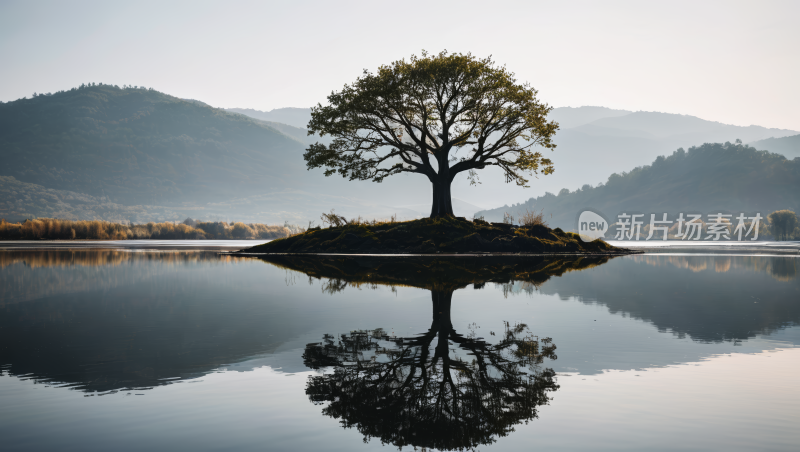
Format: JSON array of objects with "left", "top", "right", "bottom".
[{"left": 1, "top": 246, "right": 798, "bottom": 451}]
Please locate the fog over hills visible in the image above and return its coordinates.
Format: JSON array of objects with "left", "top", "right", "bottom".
[
  {"left": 750, "top": 134, "right": 800, "bottom": 159},
  {"left": 2, "top": 85, "right": 797, "bottom": 225},
  {"left": 230, "top": 106, "right": 798, "bottom": 210},
  {"left": 475, "top": 142, "right": 800, "bottom": 230},
  {"left": 547, "top": 106, "right": 631, "bottom": 129},
  {"left": 225, "top": 107, "right": 312, "bottom": 129}
]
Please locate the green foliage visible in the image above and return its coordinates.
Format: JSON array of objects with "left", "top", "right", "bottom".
[
  {"left": 306, "top": 51, "right": 557, "bottom": 217},
  {"left": 477, "top": 142, "right": 800, "bottom": 230}
]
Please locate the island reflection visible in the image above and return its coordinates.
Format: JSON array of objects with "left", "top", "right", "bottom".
[
  {"left": 262, "top": 255, "right": 610, "bottom": 450},
  {"left": 2, "top": 252, "right": 797, "bottom": 399}
]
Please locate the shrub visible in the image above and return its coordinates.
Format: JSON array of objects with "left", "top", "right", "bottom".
[{"left": 519, "top": 209, "right": 549, "bottom": 227}]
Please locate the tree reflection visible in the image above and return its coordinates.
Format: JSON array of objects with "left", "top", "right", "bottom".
[
  {"left": 263, "top": 255, "right": 609, "bottom": 450},
  {"left": 305, "top": 324, "right": 556, "bottom": 450},
  {"left": 302, "top": 287, "right": 559, "bottom": 449},
  {"left": 260, "top": 255, "right": 606, "bottom": 449}
]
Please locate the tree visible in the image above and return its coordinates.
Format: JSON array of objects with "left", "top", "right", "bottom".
[
  {"left": 306, "top": 51, "right": 558, "bottom": 218},
  {"left": 768, "top": 210, "right": 798, "bottom": 241}
]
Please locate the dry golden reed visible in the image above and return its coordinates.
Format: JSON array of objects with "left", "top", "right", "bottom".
[{"left": 0, "top": 218, "right": 290, "bottom": 240}]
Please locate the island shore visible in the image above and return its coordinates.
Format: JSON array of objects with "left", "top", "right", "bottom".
[{"left": 238, "top": 216, "right": 637, "bottom": 255}]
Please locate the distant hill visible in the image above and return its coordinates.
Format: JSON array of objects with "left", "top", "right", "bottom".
[
  {"left": 475, "top": 142, "right": 800, "bottom": 230},
  {"left": 0, "top": 84, "right": 312, "bottom": 207},
  {"left": 750, "top": 134, "right": 800, "bottom": 159},
  {"left": 548, "top": 106, "right": 631, "bottom": 129},
  {"left": 225, "top": 107, "right": 312, "bottom": 129},
  {"left": 581, "top": 111, "right": 794, "bottom": 141},
  {"left": 0, "top": 175, "right": 183, "bottom": 223},
  {"left": 529, "top": 111, "right": 799, "bottom": 209}
]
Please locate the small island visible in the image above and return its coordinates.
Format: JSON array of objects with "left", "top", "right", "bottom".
[{"left": 239, "top": 216, "right": 632, "bottom": 255}]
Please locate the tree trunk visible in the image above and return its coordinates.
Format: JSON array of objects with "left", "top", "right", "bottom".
[
  {"left": 430, "top": 177, "right": 454, "bottom": 218},
  {"left": 431, "top": 289, "right": 454, "bottom": 360}
]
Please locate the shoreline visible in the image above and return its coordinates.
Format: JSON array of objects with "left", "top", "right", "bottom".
[
  {"left": 228, "top": 251, "right": 642, "bottom": 257},
  {"left": 2, "top": 240, "right": 798, "bottom": 255}
]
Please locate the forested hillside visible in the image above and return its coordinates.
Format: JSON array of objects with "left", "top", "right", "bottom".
[
  {"left": 475, "top": 142, "right": 800, "bottom": 230},
  {"left": 0, "top": 84, "right": 310, "bottom": 206}
]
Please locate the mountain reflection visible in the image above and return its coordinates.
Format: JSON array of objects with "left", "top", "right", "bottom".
[
  {"left": 535, "top": 255, "right": 800, "bottom": 344},
  {"left": 633, "top": 255, "right": 798, "bottom": 281}
]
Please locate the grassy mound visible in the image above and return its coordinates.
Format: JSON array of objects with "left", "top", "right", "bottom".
[{"left": 241, "top": 216, "right": 629, "bottom": 255}]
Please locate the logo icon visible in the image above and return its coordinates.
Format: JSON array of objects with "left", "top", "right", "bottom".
[{"left": 577, "top": 210, "right": 608, "bottom": 242}]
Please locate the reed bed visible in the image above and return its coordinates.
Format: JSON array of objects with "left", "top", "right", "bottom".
[{"left": 0, "top": 218, "right": 291, "bottom": 240}]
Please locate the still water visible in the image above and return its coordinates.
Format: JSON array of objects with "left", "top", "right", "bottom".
[{"left": 1, "top": 249, "right": 798, "bottom": 451}]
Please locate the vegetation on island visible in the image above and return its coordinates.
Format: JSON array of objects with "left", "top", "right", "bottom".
[
  {"left": 0, "top": 218, "right": 290, "bottom": 240},
  {"left": 242, "top": 214, "right": 627, "bottom": 255},
  {"left": 305, "top": 51, "right": 558, "bottom": 218}
]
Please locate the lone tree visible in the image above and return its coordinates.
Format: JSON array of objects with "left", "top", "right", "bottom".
[{"left": 306, "top": 51, "right": 558, "bottom": 218}]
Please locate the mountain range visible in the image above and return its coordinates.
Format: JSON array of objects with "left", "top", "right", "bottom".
[{"left": 1, "top": 84, "right": 797, "bottom": 224}]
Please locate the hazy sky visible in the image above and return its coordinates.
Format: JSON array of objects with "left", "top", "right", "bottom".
[{"left": 1, "top": 0, "right": 798, "bottom": 130}]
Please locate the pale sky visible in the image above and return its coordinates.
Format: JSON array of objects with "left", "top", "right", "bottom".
[{"left": 1, "top": 0, "right": 798, "bottom": 130}]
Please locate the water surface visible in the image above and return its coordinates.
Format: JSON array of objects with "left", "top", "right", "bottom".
[{"left": 1, "top": 249, "right": 798, "bottom": 451}]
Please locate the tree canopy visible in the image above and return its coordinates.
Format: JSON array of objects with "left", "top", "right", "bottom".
[{"left": 306, "top": 51, "right": 558, "bottom": 217}]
